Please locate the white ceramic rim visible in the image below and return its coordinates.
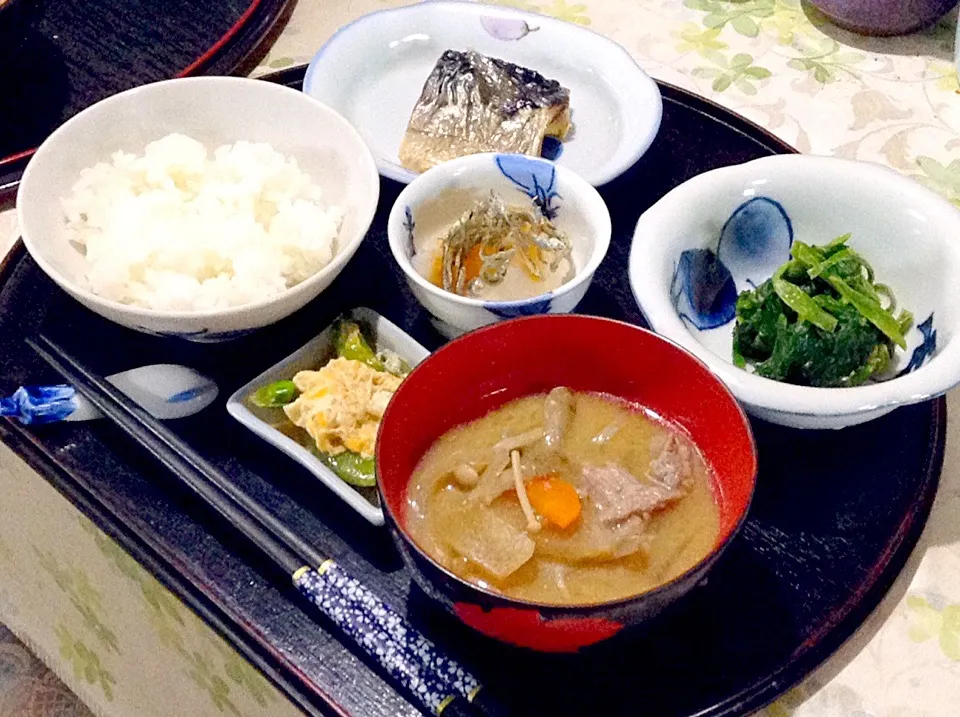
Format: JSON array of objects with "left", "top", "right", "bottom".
[
  {"left": 16, "top": 76, "right": 380, "bottom": 322},
  {"left": 630, "top": 154, "right": 960, "bottom": 418},
  {"left": 387, "top": 152, "right": 612, "bottom": 310},
  {"left": 302, "top": 0, "right": 663, "bottom": 186}
]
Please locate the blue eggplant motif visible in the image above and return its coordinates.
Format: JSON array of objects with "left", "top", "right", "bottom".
[
  {"left": 672, "top": 196, "right": 793, "bottom": 331},
  {"left": 898, "top": 313, "right": 937, "bottom": 377},
  {"left": 403, "top": 206, "right": 417, "bottom": 258},
  {"left": 495, "top": 154, "right": 561, "bottom": 219},
  {"left": 717, "top": 197, "right": 793, "bottom": 289},
  {"left": 671, "top": 249, "right": 737, "bottom": 330},
  {"left": 486, "top": 295, "right": 554, "bottom": 318},
  {"left": 479, "top": 15, "right": 537, "bottom": 41},
  {"left": 167, "top": 383, "right": 218, "bottom": 404}
]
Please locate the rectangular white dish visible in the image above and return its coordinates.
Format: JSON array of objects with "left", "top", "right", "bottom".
[{"left": 226, "top": 307, "right": 430, "bottom": 525}]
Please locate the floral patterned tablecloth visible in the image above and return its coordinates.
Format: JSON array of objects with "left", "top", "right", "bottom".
[
  {"left": 3, "top": 1, "right": 960, "bottom": 715},
  {"left": 257, "top": 0, "right": 960, "bottom": 210}
]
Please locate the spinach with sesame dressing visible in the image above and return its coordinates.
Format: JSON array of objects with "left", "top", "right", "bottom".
[{"left": 732, "top": 234, "right": 913, "bottom": 388}]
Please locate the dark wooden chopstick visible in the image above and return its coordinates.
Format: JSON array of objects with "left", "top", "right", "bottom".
[{"left": 28, "top": 334, "right": 503, "bottom": 717}]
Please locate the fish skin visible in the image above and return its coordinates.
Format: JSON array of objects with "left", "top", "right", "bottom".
[{"left": 399, "top": 50, "right": 572, "bottom": 172}]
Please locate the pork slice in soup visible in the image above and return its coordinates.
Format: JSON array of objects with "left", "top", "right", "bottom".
[{"left": 405, "top": 390, "right": 721, "bottom": 605}]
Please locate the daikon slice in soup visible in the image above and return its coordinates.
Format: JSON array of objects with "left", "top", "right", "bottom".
[{"left": 405, "top": 388, "right": 720, "bottom": 605}]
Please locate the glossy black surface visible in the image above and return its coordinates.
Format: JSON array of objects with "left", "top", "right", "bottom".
[
  {"left": 0, "top": 68, "right": 944, "bottom": 717},
  {"left": 0, "top": 0, "right": 292, "bottom": 196}
]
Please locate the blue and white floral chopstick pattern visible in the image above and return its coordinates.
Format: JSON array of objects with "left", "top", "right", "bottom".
[{"left": 294, "top": 561, "right": 482, "bottom": 714}]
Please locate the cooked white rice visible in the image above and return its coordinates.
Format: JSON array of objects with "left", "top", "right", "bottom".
[{"left": 61, "top": 133, "right": 344, "bottom": 312}]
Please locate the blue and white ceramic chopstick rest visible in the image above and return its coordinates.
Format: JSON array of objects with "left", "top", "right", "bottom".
[{"left": 1, "top": 364, "right": 218, "bottom": 424}]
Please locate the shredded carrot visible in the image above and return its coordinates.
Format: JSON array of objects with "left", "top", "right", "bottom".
[
  {"left": 526, "top": 473, "right": 581, "bottom": 529},
  {"left": 462, "top": 244, "right": 485, "bottom": 283},
  {"left": 428, "top": 253, "right": 444, "bottom": 287}
]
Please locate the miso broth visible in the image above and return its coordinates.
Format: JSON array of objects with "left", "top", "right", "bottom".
[{"left": 405, "top": 390, "right": 720, "bottom": 605}]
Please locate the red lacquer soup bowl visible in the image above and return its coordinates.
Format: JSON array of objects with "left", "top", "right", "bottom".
[{"left": 377, "top": 315, "right": 757, "bottom": 652}]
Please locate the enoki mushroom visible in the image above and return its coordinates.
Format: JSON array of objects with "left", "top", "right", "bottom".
[{"left": 511, "top": 449, "right": 540, "bottom": 533}]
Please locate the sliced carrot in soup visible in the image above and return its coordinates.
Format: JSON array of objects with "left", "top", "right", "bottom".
[{"left": 527, "top": 474, "right": 582, "bottom": 529}]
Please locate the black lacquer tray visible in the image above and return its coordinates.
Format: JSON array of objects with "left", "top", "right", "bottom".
[
  {"left": 0, "top": 66, "right": 944, "bottom": 717},
  {"left": 0, "top": 0, "right": 294, "bottom": 197}
]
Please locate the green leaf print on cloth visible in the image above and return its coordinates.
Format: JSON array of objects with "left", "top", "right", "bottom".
[
  {"left": 683, "top": 0, "right": 776, "bottom": 38},
  {"left": 682, "top": 0, "right": 861, "bottom": 88},
  {"left": 485, "top": 0, "right": 542, "bottom": 12},
  {"left": 189, "top": 650, "right": 242, "bottom": 716},
  {"left": 267, "top": 56, "right": 296, "bottom": 69},
  {"left": 79, "top": 518, "right": 186, "bottom": 649},
  {"left": 692, "top": 52, "right": 771, "bottom": 94},
  {"left": 36, "top": 548, "right": 120, "bottom": 655},
  {"left": 673, "top": 23, "right": 728, "bottom": 56},
  {"left": 541, "top": 0, "right": 590, "bottom": 25},
  {"left": 55, "top": 623, "right": 116, "bottom": 701},
  {"left": 912, "top": 157, "right": 960, "bottom": 208},
  {"left": 927, "top": 59, "right": 960, "bottom": 93},
  {"left": 482, "top": 0, "right": 591, "bottom": 24},
  {"left": 906, "top": 593, "right": 960, "bottom": 660},
  {"left": 79, "top": 517, "right": 277, "bottom": 714},
  {"left": 786, "top": 37, "right": 865, "bottom": 84},
  {"left": 683, "top": 0, "right": 826, "bottom": 44},
  {"left": 219, "top": 644, "right": 276, "bottom": 708},
  {"left": 761, "top": 0, "right": 827, "bottom": 45}
]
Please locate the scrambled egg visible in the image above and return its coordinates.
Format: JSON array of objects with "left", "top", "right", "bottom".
[{"left": 283, "top": 358, "right": 403, "bottom": 459}]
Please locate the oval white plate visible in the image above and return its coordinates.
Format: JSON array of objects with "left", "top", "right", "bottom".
[
  {"left": 226, "top": 308, "right": 430, "bottom": 525},
  {"left": 303, "top": 1, "right": 662, "bottom": 186}
]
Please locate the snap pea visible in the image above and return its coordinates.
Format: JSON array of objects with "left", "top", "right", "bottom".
[
  {"left": 790, "top": 241, "right": 826, "bottom": 271},
  {"left": 252, "top": 379, "right": 299, "bottom": 408},
  {"left": 807, "top": 248, "right": 854, "bottom": 279},
  {"left": 334, "top": 320, "right": 386, "bottom": 371},
  {"left": 322, "top": 451, "right": 377, "bottom": 487},
  {"left": 824, "top": 232, "right": 852, "bottom": 250},
  {"left": 827, "top": 275, "right": 907, "bottom": 348},
  {"left": 772, "top": 266, "right": 838, "bottom": 333}
]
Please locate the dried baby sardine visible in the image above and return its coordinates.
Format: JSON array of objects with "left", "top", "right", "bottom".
[
  {"left": 435, "top": 192, "right": 574, "bottom": 297},
  {"left": 399, "top": 50, "right": 572, "bottom": 173}
]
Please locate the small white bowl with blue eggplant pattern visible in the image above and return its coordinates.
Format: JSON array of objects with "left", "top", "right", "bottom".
[
  {"left": 630, "top": 155, "right": 960, "bottom": 430},
  {"left": 387, "top": 153, "right": 611, "bottom": 338}
]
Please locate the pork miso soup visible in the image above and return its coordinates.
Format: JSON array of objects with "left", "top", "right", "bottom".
[{"left": 405, "top": 389, "right": 721, "bottom": 605}]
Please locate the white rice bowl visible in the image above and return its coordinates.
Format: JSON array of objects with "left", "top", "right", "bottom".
[
  {"left": 17, "top": 76, "right": 380, "bottom": 341},
  {"left": 62, "top": 133, "right": 344, "bottom": 312}
]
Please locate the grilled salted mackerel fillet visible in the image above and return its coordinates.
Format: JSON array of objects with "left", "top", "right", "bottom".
[{"left": 398, "top": 50, "right": 572, "bottom": 173}]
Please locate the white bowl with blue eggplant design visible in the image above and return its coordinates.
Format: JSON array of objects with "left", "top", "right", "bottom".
[
  {"left": 387, "top": 153, "right": 611, "bottom": 338},
  {"left": 630, "top": 155, "right": 960, "bottom": 430}
]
